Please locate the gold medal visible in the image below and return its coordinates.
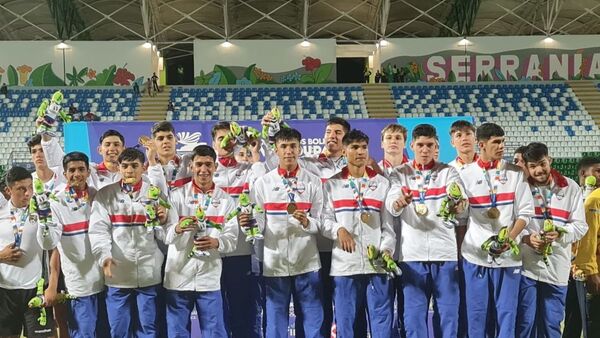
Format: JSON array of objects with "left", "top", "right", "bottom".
[
  {"left": 487, "top": 207, "right": 500, "bottom": 219},
  {"left": 287, "top": 202, "right": 297, "bottom": 214},
  {"left": 360, "top": 212, "right": 370, "bottom": 223},
  {"left": 415, "top": 204, "right": 428, "bottom": 216},
  {"left": 138, "top": 135, "right": 152, "bottom": 147},
  {"left": 123, "top": 177, "right": 136, "bottom": 184}
]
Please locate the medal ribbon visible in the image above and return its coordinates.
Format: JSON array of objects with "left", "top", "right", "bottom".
[
  {"left": 281, "top": 176, "right": 297, "bottom": 204},
  {"left": 482, "top": 161, "right": 502, "bottom": 209},
  {"left": 193, "top": 190, "right": 212, "bottom": 212},
  {"left": 414, "top": 165, "right": 433, "bottom": 206},
  {"left": 65, "top": 186, "right": 88, "bottom": 211},
  {"left": 348, "top": 176, "right": 368, "bottom": 213},
  {"left": 10, "top": 207, "right": 29, "bottom": 247},
  {"left": 532, "top": 185, "right": 554, "bottom": 220}
]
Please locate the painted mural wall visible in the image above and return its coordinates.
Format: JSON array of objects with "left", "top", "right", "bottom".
[
  {"left": 378, "top": 35, "right": 600, "bottom": 82},
  {"left": 0, "top": 41, "right": 158, "bottom": 87},
  {"left": 193, "top": 39, "right": 337, "bottom": 85}
]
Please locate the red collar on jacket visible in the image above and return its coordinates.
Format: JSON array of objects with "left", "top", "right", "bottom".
[
  {"left": 412, "top": 160, "right": 435, "bottom": 171},
  {"left": 340, "top": 166, "right": 377, "bottom": 179},
  {"left": 121, "top": 179, "right": 142, "bottom": 192},
  {"left": 192, "top": 180, "right": 215, "bottom": 194},
  {"left": 218, "top": 156, "right": 238, "bottom": 168},
  {"left": 277, "top": 165, "right": 299, "bottom": 178},
  {"left": 476, "top": 157, "right": 500, "bottom": 170}
]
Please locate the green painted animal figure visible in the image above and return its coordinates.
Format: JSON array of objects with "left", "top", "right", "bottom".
[
  {"left": 227, "top": 193, "right": 264, "bottom": 243},
  {"left": 143, "top": 185, "right": 170, "bottom": 232},
  {"left": 481, "top": 226, "right": 520, "bottom": 265},
  {"left": 366, "top": 244, "right": 401, "bottom": 278},
  {"left": 36, "top": 91, "right": 71, "bottom": 135},
  {"left": 220, "top": 122, "right": 260, "bottom": 155},
  {"left": 437, "top": 182, "right": 464, "bottom": 228},
  {"left": 540, "top": 219, "right": 568, "bottom": 266},
  {"left": 29, "top": 178, "right": 57, "bottom": 236}
]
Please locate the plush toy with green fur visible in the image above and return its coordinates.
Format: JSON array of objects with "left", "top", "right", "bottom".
[
  {"left": 29, "top": 178, "right": 57, "bottom": 236},
  {"left": 28, "top": 278, "right": 76, "bottom": 326},
  {"left": 181, "top": 206, "right": 223, "bottom": 258},
  {"left": 220, "top": 122, "right": 260, "bottom": 155},
  {"left": 436, "top": 182, "right": 465, "bottom": 228},
  {"left": 227, "top": 192, "right": 264, "bottom": 243},
  {"left": 36, "top": 91, "right": 72, "bottom": 135},
  {"left": 142, "top": 185, "right": 170, "bottom": 232},
  {"left": 540, "top": 219, "right": 568, "bottom": 266},
  {"left": 261, "top": 107, "right": 289, "bottom": 145},
  {"left": 367, "top": 244, "right": 401, "bottom": 278},
  {"left": 481, "top": 226, "right": 520, "bottom": 265}
]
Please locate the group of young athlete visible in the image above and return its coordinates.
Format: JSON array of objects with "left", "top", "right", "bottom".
[{"left": 0, "top": 112, "right": 598, "bottom": 338}]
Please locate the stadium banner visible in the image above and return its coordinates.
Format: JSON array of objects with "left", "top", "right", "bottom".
[
  {"left": 379, "top": 35, "right": 600, "bottom": 82},
  {"left": 64, "top": 117, "right": 473, "bottom": 165}
]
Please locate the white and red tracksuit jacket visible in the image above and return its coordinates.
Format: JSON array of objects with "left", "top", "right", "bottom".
[
  {"left": 251, "top": 166, "right": 323, "bottom": 277},
  {"left": 36, "top": 186, "right": 105, "bottom": 297},
  {"left": 89, "top": 179, "right": 166, "bottom": 288},
  {"left": 163, "top": 181, "right": 239, "bottom": 292},
  {"left": 146, "top": 154, "right": 192, "bottom": 194},
  {"left": 323, "top": 167, "right": 396, "bottom": 276},
  {"left": 458, "top": 158, "right": 535, "bottom": 268},
  {"left": 521, "top": 171, "right": 588, "bottom": 286},
  {"left": 386, "top": 161, "right": 466, "bottom": 262}
]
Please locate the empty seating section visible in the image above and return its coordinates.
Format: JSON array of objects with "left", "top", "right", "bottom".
[
  {"left": 0, "top": 87, "right": 138, "bottom": 164},
  {"left": 392, "top": 82, "right": 600, "bottom": 158},
  {"left": 167, "top": 85, "right": 368, "bottom": 121}
]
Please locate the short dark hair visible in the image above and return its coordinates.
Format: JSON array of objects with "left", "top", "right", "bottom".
[
  {"left": 5, "top": 166, "right": 32, "bottom": 187},
  {"left": 476, "top": 123, "right": 504, "bottom": 141},
  {"left": 343, "top": 129, "right": 369, "bottom": 146},
  {"left": 151, "top": 121, "right": 175, "bottom": 137},
  {"left": 327, "top": 117, "right": 351, "bottom": 134},
  {"left": 99, "top": 129, "right": 124, "bottom": 145},
  {"left": 578, "top": 157, "right": 600, "bottom": 172},
  {"left": 27, "top": 134, "right": 42, "bottom": 153},
  {"left": 211, "top": 121, "right": 231, "bottom": 140},
  {"left": 273, "top": 128, "right": 302, "bottom": 144},
  {"left": 522, "top": 142, "right": 549, "bottom": 163},
  {"left": 412, "top": 124, "right": 437, "bottom": 139},
  {"left": 63, "top": 151, "right": 90, "bottom": 170},
  {"left": 514, "top": 145, "right": 529, "bottom": 155},
  {"left": 450, "top": 120, "right": 475, "bottom": 135},
  {"left": 117, "top": 147, "right": 145, "bottom": 164},
  {"left": 191, "top": 145, "right": 217, "bottom": 162}
]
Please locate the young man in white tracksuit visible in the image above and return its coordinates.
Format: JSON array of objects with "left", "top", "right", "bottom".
[
  {"left": 386, "top": 124, "right": 466, "bottom": 338},
  {"left": 89, "top": 148, "right": 168, "bottom": 338},
  {"left": 378, "top": 123, "right": 409, "bottom": 177},
  {"left": 210, "top": 122, "right": 264, "bottom": 338},
  {"left": 36, "top": 151, "right": 109, "bottom": 337},
  {"left": 323, "top": 129, "right": 396, "bottom": 337},
  {"left": 41, "top": 129, "right": 126, "bottom": 190},
  {"left": 251, "top": 128, "right": 324, "bottom": 338},
  {"left": 458, "top": 123, "right": 535, "bottom": 338},
  {"left": 164, "top": 145, "right": 241, "bottom": 337},
  {"left": 516, "top": 142, "right": 588, "bottom": 338}
]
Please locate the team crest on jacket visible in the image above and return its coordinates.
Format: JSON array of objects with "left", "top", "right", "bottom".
[
  {"left": 368, "top": 180, "right": 378, "bottom": 191},
  {"left": 295, "top": 182, "right": 306, "bottom": 194},
  {"left": 212, "top": 200, "right": 221, "bottom": 208}
]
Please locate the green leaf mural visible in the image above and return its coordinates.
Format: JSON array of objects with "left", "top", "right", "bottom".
[
  {"left": 243, "top": 64, "right": 258, "bottom": 84},
  {"left": 29, "top": 63, "right": 65, "bottom": 86},
  {"left": 300, "top": 73, "right": 315, "bottom": 84},
  {"left": 314, "top": 64, "right": 333, "bottom": 83},
  {"left": 213, "top": 65, "right": 237, "bottom": 85},
  {"left": 85, "top": 65, "right": 116, "bottom": 86},
  {"left": 66, "top": 66, "right": 88, "bottom": 86},
  {"left": 447, "top": 70, "right": 456, "bottom": 82},
  {"left": 7, "top": 65, "right": 18, "bottom": 86}
]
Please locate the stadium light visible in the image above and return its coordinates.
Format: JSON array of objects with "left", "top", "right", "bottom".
[
  {"left": 221, "top": 39, "right": 232, "bottom": 48},
  {"left": 156, "top": 50, "right": 160, "bottom": 57},
  {"left": 301, "top": 39, "right": 310, "bottom": 47},
  {"left": 55, "top": 41, "right": 70, "bottom": 50},
  {"left": 143, "top": 41, "right": 152, "bottom": 49},
  {"left": 458, "top": 38, "right": 472, "bottom": 46},
  {"left": 543, "top": 35, "right": 555, "bottom": 44},
  {"left": 379, "top": 38, "right": 388, "bottom": 47}
]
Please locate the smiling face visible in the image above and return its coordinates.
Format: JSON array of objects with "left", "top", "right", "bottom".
[
  {"left": 324, "top": 123, "right": 346, "bottom": 155},
  {"left": 190, "top": 155, "right": 216, "bottom": 187},
  {"left": 64, "top": 160, "right": 90, "bottom": 190},
  {"left": 526, "top": 156, "right": 552, "bottom": 185},
  {"left": 344, "top": 140, "right": 369, "bottom": 168},
  {"left": 154, "top": 131, "right": 176, "bottom": 159},
  {"left": 98, "top": 136, "right": 124, "bottom": 163}
]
